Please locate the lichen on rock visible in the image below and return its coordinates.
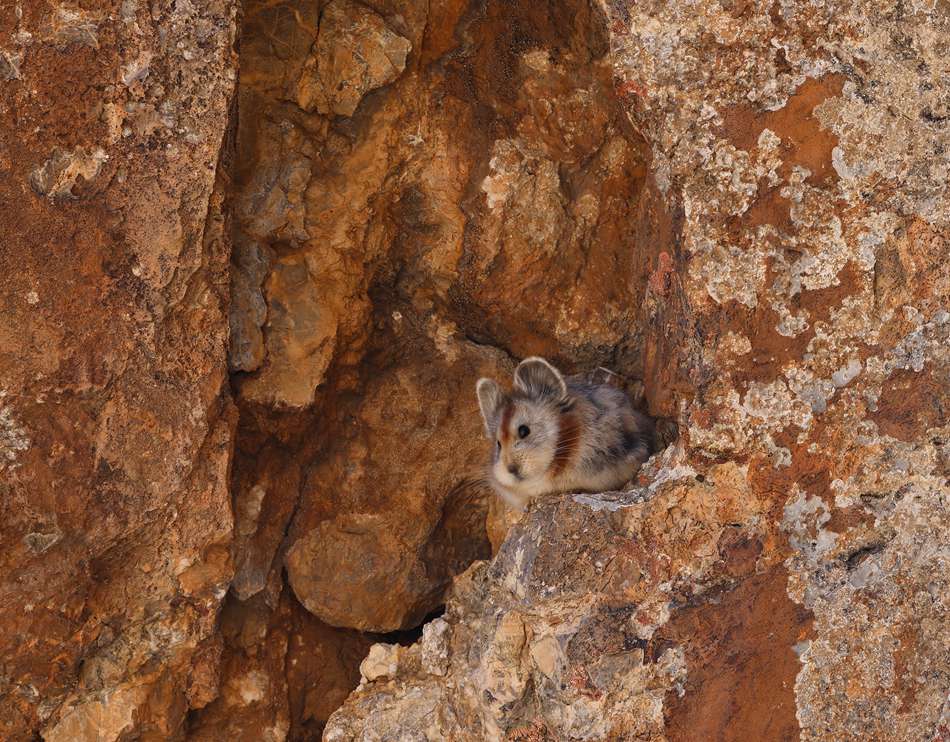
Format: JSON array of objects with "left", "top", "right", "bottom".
[
  {"left": 324, "top": 0, "right": 950, "bottom": 739},
  {"left": 324, "top": 452, "right": 782, "bottom": 740}
]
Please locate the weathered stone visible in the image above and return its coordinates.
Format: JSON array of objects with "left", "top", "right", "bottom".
[
  {"left": 229, "top": 0, "right": 665, "bottom": 638},
  {"left": 0, "top": 1, "right": 239, "bottom": 739},
  {"left": 7, "top": 0, "right": 949, "bottom": 739},
  {"left": 0, "top": 48, "right": 22, "bottom": 80},
  {"left": 228, "top": 238, "right": 271, "bottom": 374},
  {"left": 359, "top": 643, "right": 405, "bottom": 683},
  {"left": 282, "top": 331, "right": 504, "bottom": 631},
  {"left": 187, "top": 584, "right": 379, "bottom": 741},
  {"left": 295, "top": 0, "right": 412, "bottom": 117},
  {"left": 325, "top": 460, "right": 784, "bottom": 740},
  {"left": 29, "top": 146, "right": 108, "bottom": 200},
  {"left": 325, "top": 0, "right": 950, "bottom": 740}
]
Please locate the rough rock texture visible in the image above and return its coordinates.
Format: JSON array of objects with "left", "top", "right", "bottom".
[
  {"left": 202, "top": 0, "right": 669, "bottom": 733},
  {"left": 324, "top": 458, "right": 798, "bottom": 740},
  {"left": 228, "top": 0, "right": 665, "bottom": 611},
  {"left": 5, "top": 0, "right": 949, "bottom": 740},
  {"left": 188, "top": 581, "right": 380, "bottom": 742},
  {"left": 326, "top": 0, "right": 950, "bottom": 740},
  {"left": 0, "top": 1, "right": 238, "bottom": 740}
]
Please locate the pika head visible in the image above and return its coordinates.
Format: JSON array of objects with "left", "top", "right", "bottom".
[{"left": 476, "top": 357, "right": 574, "bottom": 505}]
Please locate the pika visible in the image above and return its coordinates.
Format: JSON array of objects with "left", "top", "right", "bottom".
[{"left": 476, "top": 357, "right": 656, "bottom": 510}]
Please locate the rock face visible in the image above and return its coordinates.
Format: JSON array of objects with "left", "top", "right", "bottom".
[
  {"left": 324, "top": 463, "right": 810, "bottom": 741},
  {"left": 0, "top": 1, "right": 238, "bottom": 740},
  {"left": 326, "top": 1, "right": 950, "bottom": 741},
  {"left": 295, "top": 0, "right": 412, "bottom": 117},
  {"left": 3, "top": 0, "right": 949, "bottom": 740},
  {"left": 204, "top": 0, "right": 667, "bottom": 732}
]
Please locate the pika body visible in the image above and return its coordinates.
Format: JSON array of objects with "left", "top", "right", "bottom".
[{"left": 476, "top": 357, "right": 657, "bottom": 510}]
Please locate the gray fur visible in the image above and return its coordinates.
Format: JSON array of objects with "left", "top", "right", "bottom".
[
  {"left": 477, "top": 358, "right": 656, "bottom": 510},
  {"left": 513, "top": 357, "right": 568, "bottom": 402},
  {"left": 571, "top": 382, "right": 654, "bottom": 473},
  {"left": 476, "top": 377, "right": 506, "bottom": 437}
]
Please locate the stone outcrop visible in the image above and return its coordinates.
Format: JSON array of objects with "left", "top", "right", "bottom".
[
  {"left": 3, "top": 0, "right": 948, "bottom": 740},
  {"left": 203, "top": 0, "right": 669, "bottom": 733},
  {"left": 325, "top": 0, "right": 950, "bottom": 740},
  {"left": 0, "top": 1, "right": 239, "bottom": 740},
  {"left": 325, "top": 459, "right": 809, "bottom": 740}
]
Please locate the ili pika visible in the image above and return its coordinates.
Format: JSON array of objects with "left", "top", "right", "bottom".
[{"left": 476, "top": 357, "right": 656, "bottom": 510}]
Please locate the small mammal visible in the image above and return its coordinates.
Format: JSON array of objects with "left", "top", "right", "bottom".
[{"left": 476, "top": 357, "right": 656, "bottom": 510}]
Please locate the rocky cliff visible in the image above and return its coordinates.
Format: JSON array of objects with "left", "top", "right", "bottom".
[
  {"left": 1, "top": 1, "right": 238, "bottom": 739},
  {"left": 1, "top": 0, "right": 947, "bottom": 740}
]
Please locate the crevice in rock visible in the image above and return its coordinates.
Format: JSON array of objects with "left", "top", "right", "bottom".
[
  {"left": 208, "top": 0, "right": 682, "bottom": 736},
  {"left": 378, "top": 605, "right": 447, "bottom": 648}
]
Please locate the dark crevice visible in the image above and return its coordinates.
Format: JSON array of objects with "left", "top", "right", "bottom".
[
  {"left": 843, "top": 541, "right": 887, "bottom": 570},
  {"left": 378, "top": 605, "right": 447, "bottom": 647}
]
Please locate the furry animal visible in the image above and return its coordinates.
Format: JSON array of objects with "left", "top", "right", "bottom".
[{"left": 476, "top": 357, "right": 656, "bottom": 510}]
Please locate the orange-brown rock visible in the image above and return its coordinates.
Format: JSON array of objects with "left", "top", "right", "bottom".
[
  {"left": 187, "top": 585, "right": 378, "bottom": 741},
  {"left": 226, "top": 0, "right": 666, "bottom": 640},
  {"left": 4, "top": 0, "right": 949, "bottom": 740},
  {"left": 326, "top": 0, "right": 950, "bottom": 740},
  {"left": 0, "top": 1, "right": 238, "bottom": 740}
]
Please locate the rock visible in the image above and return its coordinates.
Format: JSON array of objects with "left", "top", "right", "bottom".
[
  {"left": 228, "top": 442, "right": 302, "bottom": 602},
  {"left": 232, "top": 0, "right": 664, "bottom": 640},
  {"left": 324, "top": 467, "right": 777, "bottom": 740},
  {"left": 0, "top": 1, "right": 239, "bottom": 739},
  {"left": 286, "top": 513, "right": 423, "bottom": 631},
  {"left": 282, "top": 330, "right": 504, "bottom": 631},
  {"left": 419, "top": 618, "right": 451, "bottom": 677},
  {"left": 29, "top": 147, "right": 108, "bottom": 200},
  {"left": 43, "top": 685, "right": 150, "bottom": 742},
  {"left": 188, "top": 585, "right": 379, "bottom": 741},
  {"left": 359, "top": 643, "right": 404, "bottom": 683},
  {"left": 230, "top": 0, "right": 663, "bottom": 411},
  {"left": 6, "top": 0, "right": 949, "bottom": 738},
  {"left": 227, "top": 238, "right": 271, "bottom": 374},
  {"left": 295, "top": 0, "right": 412, "bottom": 117},
  {"left": 0, "top": 48, "right": 22, "bottom": 80},
  {"left": 326, "top": 0, "right": 950, "bottom": 739},
  {"left": 187, "top": 591, "right": 292, "bottom": 742}
]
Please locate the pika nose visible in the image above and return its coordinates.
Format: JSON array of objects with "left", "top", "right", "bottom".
[{"left": 507, "top": 464, "right": 520, "bottom": 477}]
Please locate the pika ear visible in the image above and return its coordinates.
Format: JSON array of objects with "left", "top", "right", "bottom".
[
  {"left": 514, "top": 357, "right": 568, "bottom": 402},
  {"left": 476, "top": 378, "right": 506, "bottom": 437}
]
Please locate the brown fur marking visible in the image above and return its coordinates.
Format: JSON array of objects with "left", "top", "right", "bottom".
[
  {"left": 550, "top": 412, "right": 580, "bottom": 476},
  {"left": 499, "top": 402, "right": 514, "bottom": 445}
]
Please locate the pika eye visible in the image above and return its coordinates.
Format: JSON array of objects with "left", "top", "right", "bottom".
[
  {"left": 496, "top": 440, "right": 501, "bottom": 451},
  {"left": 518, "top": 425, "right": 530, "bottom": 439}
]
